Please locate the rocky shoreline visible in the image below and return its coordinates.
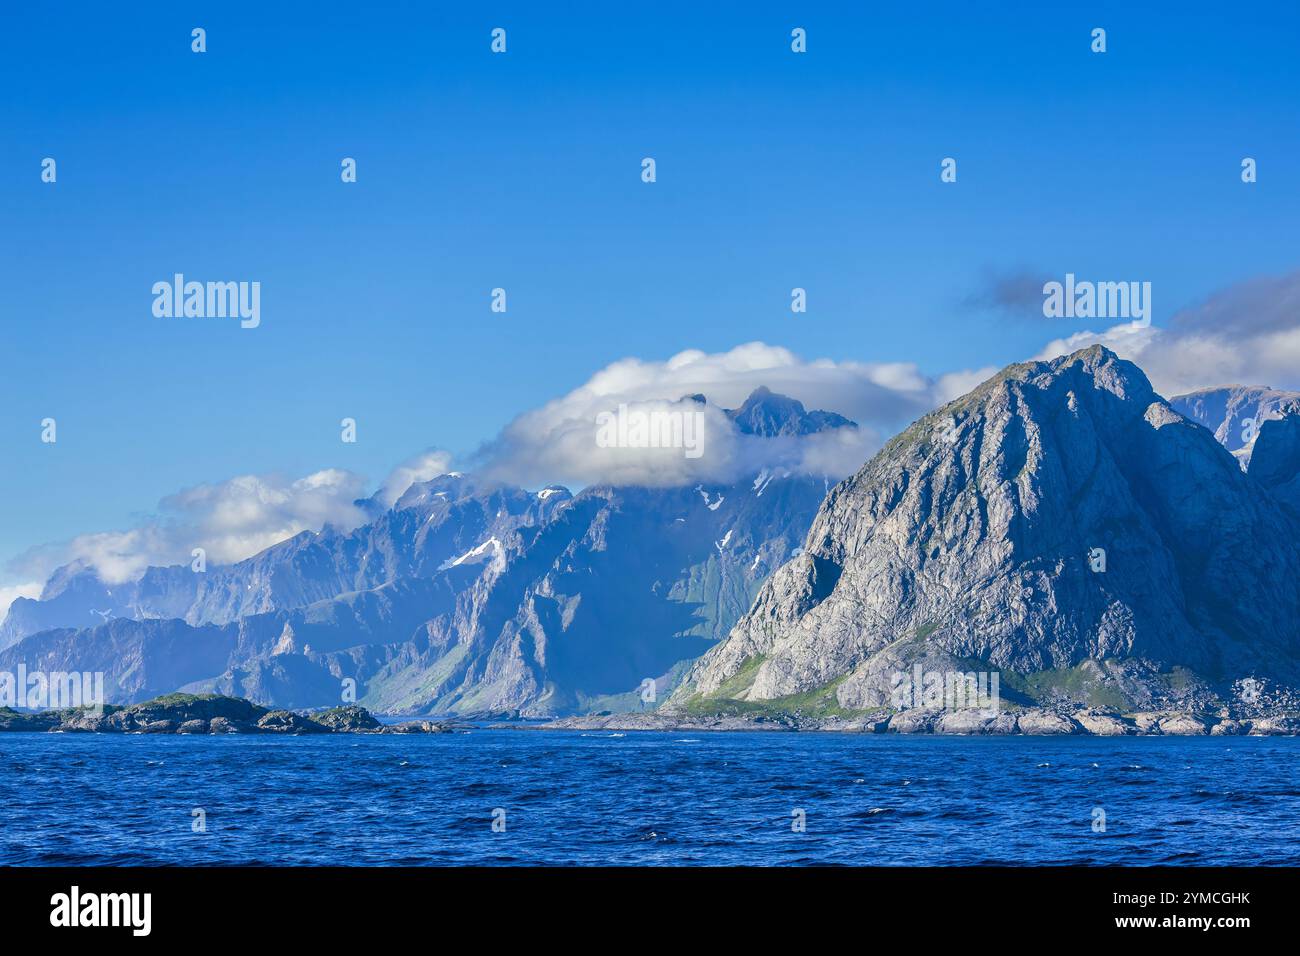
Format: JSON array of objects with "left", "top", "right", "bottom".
[
  {"left": 541, "top": 706, "right": 1300, "bottom": 736},
  {"left": 5, "top": 692, "right": 1298, "bottom": 737}
]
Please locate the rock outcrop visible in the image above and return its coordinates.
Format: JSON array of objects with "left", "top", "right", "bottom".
[{"left": 0, "top": 693, "right": 439, "bottom": 734}]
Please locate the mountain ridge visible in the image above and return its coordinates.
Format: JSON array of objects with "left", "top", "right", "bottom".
[
  {"left": 1, "top": 387, "right": 856, "bottom": 715},
  {"left": 10, "top": 359, "right": 1300, "bottom": 724}
]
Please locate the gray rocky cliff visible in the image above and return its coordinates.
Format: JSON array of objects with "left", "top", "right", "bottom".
[{"left": 674, "top": 346, "right": 1300, "bottom": 714}]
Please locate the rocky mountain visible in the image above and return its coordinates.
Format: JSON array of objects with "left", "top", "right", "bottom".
[
  {"left": 329, "top": 472, "right": 833, "bottom": 715},
  {"left": 1, "top": 389, "right": 854, "bottom": 715},
  {"left": 673, "top": 346, "right": 1300, "bottom": 716},
  {"left": 0, "top": 561, "right": 138, "bottom": 650},
  {"left": 1171, "top": 385, "right": 1300, "bottom": 514},
  {"left": 726, "top": 385, "right": 853, "bottom": 436},
  {"left": 0, "top": 473, "right": 565, "bottom": 649},
  {"left": 1170, "top": 385, "right": 1300, "bottom": 468},
  {"left": 1250, "top": 411, "right": 1300, "bottom": 514}
]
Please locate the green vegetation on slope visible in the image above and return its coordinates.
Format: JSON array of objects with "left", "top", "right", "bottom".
[{"left": 680, "top": 656, "right": 868, "bottom": 719}]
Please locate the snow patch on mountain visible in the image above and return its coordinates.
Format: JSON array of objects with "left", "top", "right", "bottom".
[
  {"left": 696, "top": 486, "right": 725, "bottom": 511},
  {"left": 438, "top": 537, "right": 504, "bottom": 571}
]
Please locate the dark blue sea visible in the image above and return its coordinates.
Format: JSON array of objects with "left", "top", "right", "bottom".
[{"left": 2, "top": 731, "right": 1297, "bottom": 865}]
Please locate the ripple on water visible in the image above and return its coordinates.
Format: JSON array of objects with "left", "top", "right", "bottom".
[{"left": 0, "top": 732, "right": 1296, "bottom": 865}]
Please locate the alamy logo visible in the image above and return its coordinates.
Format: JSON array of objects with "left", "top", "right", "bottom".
[
  {"left": 0, "top": 666, "right": 104, "bottom": 714},
  {"left": 595, "top": 404, "right": 705, "bottom": 459},
  {"left": 890, "top": 664, "right": 1000, "bottom": 713},
  {"left": 50, "top": 886, "right": 151, "bottom": 936},
  {"left": 1042, "top": 273, "right": 1151, "bottom": 325},
  {"left": 152, "top": 274, "right": 261, "bottom": 328},
  {"left": 1239, "top": 677, "right": 1262, "bottom": 705}
]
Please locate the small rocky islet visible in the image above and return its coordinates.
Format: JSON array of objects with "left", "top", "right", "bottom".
[{"left": 0, "top": 693, "right": 457, "bottom": 735}]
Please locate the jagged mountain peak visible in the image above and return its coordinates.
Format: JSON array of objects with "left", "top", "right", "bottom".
[
  {"left": 726, "top": 386, "right": 857, "bottom": 438},
  {"left": 37, "top": 559, "right": 102, "bottom": 599},
  {"left": 874, "top": 346, "right": 1160, "bottom": 479},
  {"left": 972, "top": 344, "right": 1153, "bottom": 407}
]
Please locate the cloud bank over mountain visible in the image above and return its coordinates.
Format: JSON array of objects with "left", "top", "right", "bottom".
[
  {"left": 1036, "top": 269, "right": 1300, "bottom": 397},
  {"left": 0, "top": 343, "right": 984, "bottom": 604},
  {"left": 3, "top": 470, "right": 373, "bottom": 608},
  {"left": 375, "top": 450, "right": 455, "bottom": 508},
  {"left": 471, "top": 342, "right": 992, "bottom": 489},
  {"left": 6, "top": 265, "right": 1300, "bottom": 606}
]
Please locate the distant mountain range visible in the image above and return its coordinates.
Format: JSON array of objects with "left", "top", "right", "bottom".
[
  {"left": 0, "top": 388, "right": 849, "bottom": 714},
  {"left": 1170, "top": 384, "right": 1300, "bottom": 467},
  {"left": 7, "top": 351, "right": 1300, "bottom": 720}
]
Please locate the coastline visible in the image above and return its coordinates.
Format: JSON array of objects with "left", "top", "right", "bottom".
[
  {"left": 5, "top": 692, "right": 1298, "bottom": 737},
  {"left": 537, "top": 706, "right": 1300, "bottom": 736}
]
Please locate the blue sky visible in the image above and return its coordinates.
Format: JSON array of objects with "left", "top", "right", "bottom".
[{"left": 2, "top": 1, "right": 1298, "bottom": 584}]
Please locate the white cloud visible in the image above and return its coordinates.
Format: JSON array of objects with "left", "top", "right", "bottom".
[
  {"left": 8, "top": 469, "right": 371, "bottom": 587},
  {"left": 472, "top": 341, "right": 993, "bottom": 488},
  {"left": 13, "top": 264, "right": 1299, "bottom": 600},
  {"left": 1034, "top": 269, "right": 1300, "bottom": 398},
  {"left": 0, "top": 581, "right": 43, "bottom": 620},
  {"left": 935, "top": 367, "right": 1000, "bottom": 404},
  {"left": 376, "top": 449, "right": 454, "bottom": 507}
]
